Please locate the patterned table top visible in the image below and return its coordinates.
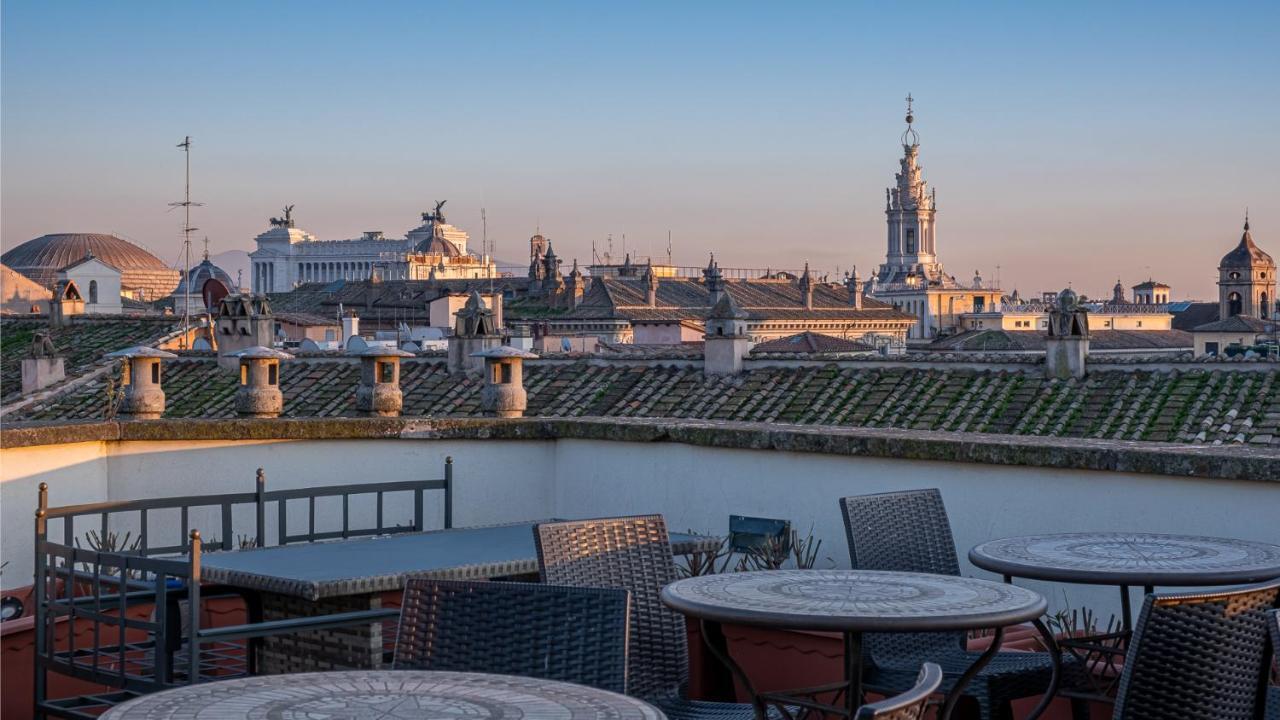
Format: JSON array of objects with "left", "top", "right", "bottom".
[
  {"left": 198, "top": 521, "right": 719, "bottom": 601},
  {"left": 101, "top": 671, "right": 666, "bottom": 720},
  {"left": 661, "top": 569, "right": 1046, "bottom": 632},
  {"left": 969, "top": 533, "right": 1280, "bottom": 586}
]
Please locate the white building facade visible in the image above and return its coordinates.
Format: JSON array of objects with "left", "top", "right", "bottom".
[
  {"left": 250, "top": 205, "right": 497, "bottom": 294},
  {"left": 59, "top": 254, "right": 122, "bottom": 315}
]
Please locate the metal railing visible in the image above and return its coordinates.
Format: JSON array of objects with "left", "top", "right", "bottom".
[{"left": 34, "top": 461, "right": 453, "bottom": 719}]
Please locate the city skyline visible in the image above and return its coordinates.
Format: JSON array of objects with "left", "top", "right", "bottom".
[{"left": 3, "top": 1, "right": 1278, "bottom": 300}]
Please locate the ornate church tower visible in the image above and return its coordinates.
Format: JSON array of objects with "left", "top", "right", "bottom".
[
  {"left": 1218, "top": 214, "right": 1276, "bottom": 319},
  {"left": 876, "top": 95, "right": 943, "bottom": 286}
]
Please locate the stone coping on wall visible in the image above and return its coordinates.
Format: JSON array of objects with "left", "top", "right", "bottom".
[{"left": 3, "top": 416, "right": 1276, "bottom": 483}]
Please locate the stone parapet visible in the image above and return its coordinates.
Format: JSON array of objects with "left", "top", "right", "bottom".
[{"left": 3, "top": 416, "right": 1276, "bottom": 483}]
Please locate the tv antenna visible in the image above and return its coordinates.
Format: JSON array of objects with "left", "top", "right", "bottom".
[{"left": 169, "top": 136, "right": 203, "bottom": 348}]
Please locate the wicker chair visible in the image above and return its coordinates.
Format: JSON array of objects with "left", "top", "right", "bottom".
[
  {"left": 840, "top": 489, "right": 1081, "bottom": 720},
  {"left": 1112, "top": 581, "right": 1280, "bottom": 720},
  {"left": 1268, "top": 610, "right": 1280, "bottom": 720},
  {"left": 855, "top": 663, "right": 943, "bottom": 720},
  {"left": 393, "top": 578, "right": 631, "bottom": 694},
  {"left": 535, "top": 515, "right": 779, "bottom": 720}
]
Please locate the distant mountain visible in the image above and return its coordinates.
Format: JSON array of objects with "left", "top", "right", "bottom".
[{"left": 210, "top": 250, "right": 251, "bottom": 290}]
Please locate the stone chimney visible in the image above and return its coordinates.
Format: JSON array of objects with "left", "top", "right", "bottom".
[
  {"left": 22, "top": 331, "right": 65, "bottom": 395},
  {"left": 846, "top": 267, "right": 864, "bottom": 310},
  {"left": 703, "top": 292, "right": 750, "bottom": 376},
  {"left": 216, "top": 294, "right": 275, "bottom": 371},
  {"left": 448, "top": 291, "right": 502, "bottom": 374},
  {"left": 643, "top": 261, "right": 659, "bottom": 307},
  {"left": 1044, "top": 288, "right": 1089, "bottom": 380},
  {"left": 105, "top": 346, "right": 178, "bottom": 419},
  {"left": 50, "top": 280, "right": 85, "bottom": 327},
  {"left": 703, "top": 254, "right": 725, "bottom": 304},
  {"left": 341, "top": 311, "right": 360, "bottom": 348},
  {"left": 354, "top": 347, "right": 413, "bottom": 416},
  {"left": 798, "top": 262, "right": 814, "bottom": 310},
  {"left": 474, "top": 346, "right": 538, "bottom": 417},
  {"left": 232, "top": 346, "right": 292, "bottom": 418},
  {"left": 564, "top": 260, "right": 584, "bottom": 309}
]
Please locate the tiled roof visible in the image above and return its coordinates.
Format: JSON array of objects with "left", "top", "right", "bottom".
[
  {"left": 1192, "top": 315, "right": 1274, "bottom": 333},
  {"left": 751, "top": 332, "right": 874, "bottom": 354},
  {"left": 1171, "top": 302, "right": 1221, "bottom": 331},
  {"left": 563, "top": 277, "right": 913, "bottom": 323},
  {"left": 931, "top": 329, "right": 1193, "bottom": 352},
  {"left": 11, "top": 357, "right": 1279, "bottom": 446},
  {"left": 0, "top": 317, "right": 181, "bottom": 402}
]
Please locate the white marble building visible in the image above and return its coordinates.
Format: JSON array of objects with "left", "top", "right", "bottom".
[{"left": 250, "top": 204, "right": 496, "bottom": 293}]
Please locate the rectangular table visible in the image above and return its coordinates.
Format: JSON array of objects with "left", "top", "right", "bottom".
[{"left": 197, "top": 520, "right": 720, "bottom": 673}]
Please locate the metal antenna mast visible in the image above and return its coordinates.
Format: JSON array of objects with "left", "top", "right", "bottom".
[{"left": 170, "top": 136, "right": 203, "bottom": 348}]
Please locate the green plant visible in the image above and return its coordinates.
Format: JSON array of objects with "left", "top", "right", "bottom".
[
  {"left": 76, "top": 529, "right": 144, "bottom": 577},
  {"left": 676, "top": 534, "right": 735, "bottom": 577}
]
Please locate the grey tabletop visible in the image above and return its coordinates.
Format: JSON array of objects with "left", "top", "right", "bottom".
[
  {"left": 661, "top": 569, "right": 1047, "bottom": 632},
  {"left": 100, "top": 671, "right": 666, "bottom": 720},
  {"left": 969, "top": 532, "right": 1280, "bottom": 587},
  {"left": 199, "top": 520, "right": 719, "bottom": 601}
]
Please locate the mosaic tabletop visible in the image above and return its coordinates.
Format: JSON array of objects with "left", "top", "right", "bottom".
[
  {"left": 101, "top": 671, "right": 666, "bottom": 720},
  {"left": 661, "top": 569, "right": 1046, "bottom": 632},
  {"left": 969, "top": 533, "right": 1280, "bottom": 586}
]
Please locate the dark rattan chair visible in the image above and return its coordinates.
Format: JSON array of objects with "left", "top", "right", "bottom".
[
  {"left": 1267, "top": 610, "right": 1280, "bottom": 720},
  {"left": 840, "top": 489, "right": 1080, "bottom": 720},
  {"left": 1112, "top": 581, "right": 1280, "bottom": 720},
  {"left": 854, "top": 663, "right": 943, "bottom": 720},
  {"left": 535, "top": 515, "right": 775, "bottom": 720},
  {"left": 393, "top": 578, "right": 631, "bottom": 694}
]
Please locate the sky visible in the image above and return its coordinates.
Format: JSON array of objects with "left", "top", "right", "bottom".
[{"left": 3, "top": 1, "right": 1278, "bottom": 300}]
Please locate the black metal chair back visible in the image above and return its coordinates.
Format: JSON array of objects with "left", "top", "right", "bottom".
[
  {"left": 839, "top": 489, "right": 966, "bottom": 658},
  {"left": 534, "top": 515, "right": 688, "bottom": 699},
  {"left": 393, "top": 579, "right": 631, "bottom": 694},
  {"left": 854, "top": 663, "right": 943, "bottom": 720},
  {"left": 1113, "top": 580, "right": 1280, "bottom": 720}
]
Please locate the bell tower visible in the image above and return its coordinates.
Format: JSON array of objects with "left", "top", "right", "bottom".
[
  {"left": 1217, "top": 213, "right": 1276, "bottom": 319},
  {"left": 877, "top": 94, "right": 942, "bottom": 285}
]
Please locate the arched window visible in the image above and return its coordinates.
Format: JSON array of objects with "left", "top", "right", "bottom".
[
  {"left": 1262, "top": 292, "right": 1270, "bottom": 319},
  {"left": 89, "top": 280, "right": 98, "bottom": 304},
  {"left": 1228, "top": 292, "right": 1243, "bottom": 317}
]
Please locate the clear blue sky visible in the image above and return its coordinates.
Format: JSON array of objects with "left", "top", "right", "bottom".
[{"left": 3, "top": 1, "right": 1277, "bottom": 299}]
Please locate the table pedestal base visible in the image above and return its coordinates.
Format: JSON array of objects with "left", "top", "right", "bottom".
[{"left": 257, "top": 592, "right": 383, "bottom": 674}]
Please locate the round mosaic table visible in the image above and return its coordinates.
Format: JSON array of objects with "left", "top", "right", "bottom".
[
  {"left": 662, "top": 569, "right": 1050, "bottom": 720},
  {"left": 100, "top": 670, "right": 666, "bottom": 720},
  {"left": 968, "top": 533, "right": 1280, "bottom": 706},
  {"left": 969, "top": 532, "right": 1280, "bottom": 588}
]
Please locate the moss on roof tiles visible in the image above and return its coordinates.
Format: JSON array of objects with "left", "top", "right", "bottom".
[{"left": 8, "top": 356, "right": 1278, "bottom": 447}]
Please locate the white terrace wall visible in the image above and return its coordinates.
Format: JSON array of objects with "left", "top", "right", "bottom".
[
  {"left": 3, "top": 434, "right": 1278, "bottom": 622},
  {"left": 551, "top": 439, "right": 1280, "bottom": 621}
]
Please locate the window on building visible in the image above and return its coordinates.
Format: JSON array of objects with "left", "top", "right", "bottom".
[
  {"left": 1228, "top": 292, "right": 1243, "bottom": 317},
  {"left": 325, "top": 329, "right": 336, "bottom": 342},
  {"left": 1205, "top": 341, "right": 1219, "bottom": 356},
  {"left": 1262, "top": 293, "right": 1270, "bottom": 319},
  {"left": 501, "top": 363, "right": 513, "bottom": 383},
  {"left": 1136, "top": 321, "right": 1142, "bottom": 328},
  {"left": 1230, "top": 271, "right": 1241, "bottom": 280},
  {"left": 973, "top": 296, "right": 985, "bottom": 313},
  {"left": 268, "top": 363, "right": 278, "bottom": 386},
  {"left": 378, "top": 361, "right": 395, "bottom": 383},
  {"left": 151, "top": 363, "right": 160, "bottom": 383},
  {"left": 905, "top": 229, "right": 916, "bottom": 254},
  {"left": 89, "top": 280, "right": 98, "bottom": 304}
]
